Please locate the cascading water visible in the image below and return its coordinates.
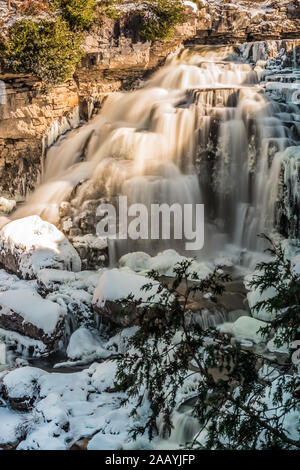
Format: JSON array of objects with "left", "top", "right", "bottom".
[{"left": 13, "top": 43, "right": 300, "bottom": 267}]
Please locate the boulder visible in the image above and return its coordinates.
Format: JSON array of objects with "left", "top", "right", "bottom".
[
  {"left": 0, "top": 289, "right": 66, "bottom": 354},
  {"left": 0, "top": 215, "right": 81, "bottom": 279}
]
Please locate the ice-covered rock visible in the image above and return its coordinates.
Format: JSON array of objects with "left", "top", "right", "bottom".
[
  {"left": 0, "top": 328, "right": 48, "bottom": 358},
  {"left": 232, "top": 316, "right": 267, "bottom": 344},
  {"left": 0, "top": 197, "right": 16, "bottom": 215},
  {"left": 0, "top": 289, "right": 66, "bottom": 353},
  {"left": 0, "top": 215, "right": 81, "bottom": 279},
  {"left": 228, "top": 309, "right": 250, "bottom": 323},
  {"left": 66, "top": 327, "right": 110, "bottom": 361}
]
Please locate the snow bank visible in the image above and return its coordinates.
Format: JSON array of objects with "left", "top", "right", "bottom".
[{"left": 0, "top": 215, "right": 81, "bottom": 279}]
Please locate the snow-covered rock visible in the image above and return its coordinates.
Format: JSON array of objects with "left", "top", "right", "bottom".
[
  {"left": 37, "top": 268, "right": 77, "bottom": 290},
  {"left": 119, "top": 251, "right": 151, "bottom": 272},
  {"left": 0, "top": 408, "right": 25, "bottom": 446},
  {"left": 2, "top": 366, "right": 47, "bottom": 411},
  {"left": 0, "top": 289, "right": 66, "bottom": 353},
  {"left": 0, "top": 215, "right": 81, "bottom": 279},
  {"left": 92, "top": 269, "right": 164, "bottom": 328},
  {"left": 232, "top": 316, "right": 268, "bottom": 344}
]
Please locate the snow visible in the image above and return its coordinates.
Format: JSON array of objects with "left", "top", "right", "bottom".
[
  {"left": 267, "top": 335, "right": 289, "bottom": 354},
  {"left": 232, "top": 316, "right": 267, "bottom": 343},
  {"left": 87, "top": 433, "right": 123, "bottom": 450},
  {"left": 72, "top": 234, "right": 108, "bottom": 251},
  {"left": 119, "top": 251, "right": 151, "bottom": 272},
  {"left": 89, "top": 360, "right": 119, "bottom": 393},
  {"left": 0, "top": 289, "right": 64, "bottom": 335},
  {"left": 0, "top": 215, "right": 81, "bottom": 279}
]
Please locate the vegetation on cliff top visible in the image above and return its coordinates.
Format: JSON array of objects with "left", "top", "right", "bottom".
[
  {"left": 105, "top": 0, "right": 186, "bottom": 41},
  {"left": 137, "top": 0, "right": 186, "bottom": 41},
  {"left": 0, "top": 0, "right": 189, "bottom": 86},
  {"left": 1, "top": 17, "right": 83, "bottom": 85}
]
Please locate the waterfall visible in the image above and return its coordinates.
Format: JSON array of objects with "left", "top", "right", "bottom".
[{"left": 13, "top": 43, "right": 300, "bottom": 266}]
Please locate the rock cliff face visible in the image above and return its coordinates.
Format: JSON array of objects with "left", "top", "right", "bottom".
[
  {"left": 0, "top": 1, "right": 299, "bottom": 200},
  {"left": 193, "top": 0, "right": 300, "bottom": 44}
]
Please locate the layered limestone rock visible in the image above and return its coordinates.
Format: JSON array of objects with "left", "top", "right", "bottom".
[{"left": 0, "top": 76, "right": 79, "bottom": 199}]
